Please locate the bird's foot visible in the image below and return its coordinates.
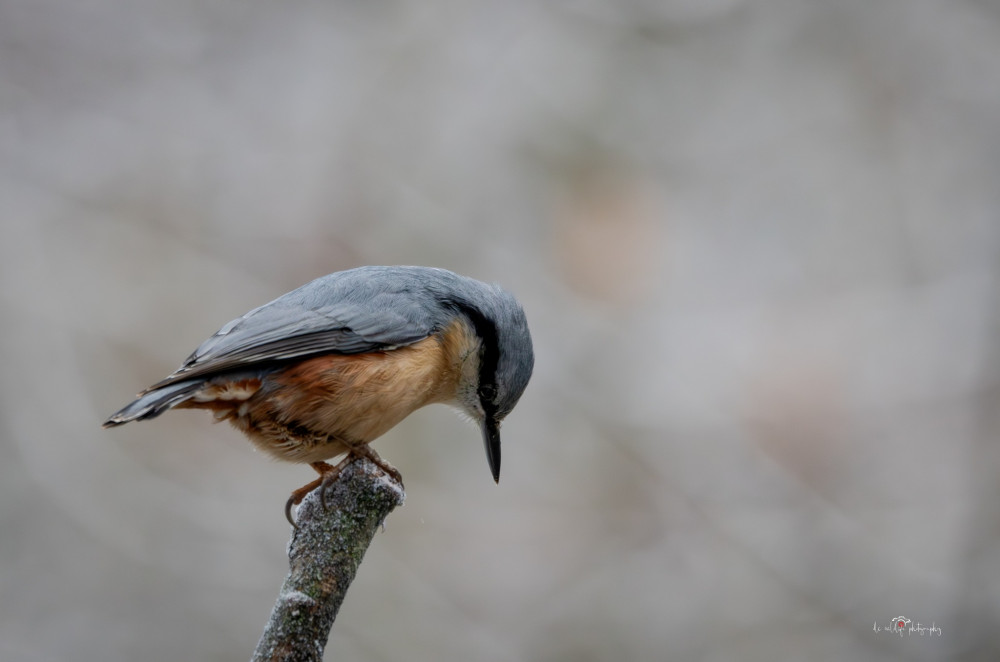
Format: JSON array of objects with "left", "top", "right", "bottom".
[
  {"left": 284, "top": 450, "right": 403, "bottom": 527},
  {"left": 284, "top": 459, "right": 348, "bottom": 527},
  {"left": 346, "top": 443, "right": 404, "bottom": 488}
]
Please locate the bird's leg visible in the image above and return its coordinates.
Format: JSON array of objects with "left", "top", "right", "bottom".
[
  {"left": 285, "top": 459, "right": 349, "bottom": 527},
  {"left": 339, "top": 440, "right": 404, "bottom": 488},
  {"left": 284, "top": 447, "right": 404, "bottom": 527}
]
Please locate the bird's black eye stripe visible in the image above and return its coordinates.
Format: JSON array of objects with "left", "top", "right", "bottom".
[
  {"left": 478, "top": 384, "right": 497, "bottom": 403},
  {"left": 479, "top": 384, "right": 499, "bottom": 418},
  {"left": 446, "top": 299, "right": 500, "bottom": 416}
]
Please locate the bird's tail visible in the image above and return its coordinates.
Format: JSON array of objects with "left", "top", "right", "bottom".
[{"left": 103, "top": 379, "right": 204, "bottom": 428}]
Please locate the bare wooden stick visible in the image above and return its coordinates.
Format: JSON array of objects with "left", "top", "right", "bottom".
[{"left": 251, "top": 458, "right": 405, "bottom": 662}]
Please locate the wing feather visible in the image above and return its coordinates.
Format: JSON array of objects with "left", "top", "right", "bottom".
[{"left": 143, "top": 267, "right": 454, "bottom": 391}]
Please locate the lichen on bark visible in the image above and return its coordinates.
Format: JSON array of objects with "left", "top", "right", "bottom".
[{"left": 251, "top": 458, "right": 405, "bottom": 662}]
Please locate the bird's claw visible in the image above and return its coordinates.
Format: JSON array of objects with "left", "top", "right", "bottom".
[{"left": 284, "top": 452, "right": 403, "bottom": 527}]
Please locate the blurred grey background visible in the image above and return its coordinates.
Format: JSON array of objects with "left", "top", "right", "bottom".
[{"left": 2, "top": 1, "right": 999, "bottom": 660}]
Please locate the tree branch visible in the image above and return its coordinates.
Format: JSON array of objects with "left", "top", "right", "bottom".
[{"left": 251, "top": 458, "right": 405, "bottom": 662}]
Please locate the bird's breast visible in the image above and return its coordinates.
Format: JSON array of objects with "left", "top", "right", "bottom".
[
  {"left": 200, "top": 317, "right": 480, "bottom": 463},
  {"left": 268, "top": 334, "right": 456, "bottom": 439},
  {"left": 242, "top": 322, "right": 474, "bottom": 461}
]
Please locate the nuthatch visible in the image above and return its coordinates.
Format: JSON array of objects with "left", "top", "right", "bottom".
[{"left": 104, "top": 266, "right": 534, "bottom": 524}]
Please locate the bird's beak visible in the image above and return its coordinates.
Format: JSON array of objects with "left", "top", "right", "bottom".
[{"left": 481, "top": 417, "right": 501, "bottom": 483}]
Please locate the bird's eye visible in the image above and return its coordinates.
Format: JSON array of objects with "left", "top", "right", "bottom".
[{"left": 479, "top": 384, "right": 496, "bottom": 402}]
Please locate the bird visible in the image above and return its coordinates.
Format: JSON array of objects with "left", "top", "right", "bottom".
[{"left": 104, "top": 266, "right": 534, "bottom": 525}]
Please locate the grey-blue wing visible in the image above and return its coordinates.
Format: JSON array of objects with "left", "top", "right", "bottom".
[{"left": 143, "top": 267, "right": 456, "bottom": 391}]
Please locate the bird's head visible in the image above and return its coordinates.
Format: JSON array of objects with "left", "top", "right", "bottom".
[{"left": 446, "top": 282, "right": 534, "bottom": 482}]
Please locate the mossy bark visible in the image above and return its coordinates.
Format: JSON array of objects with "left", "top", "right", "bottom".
[{"left": 251, "top": 458, "right": 405, "bottom": 662}]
